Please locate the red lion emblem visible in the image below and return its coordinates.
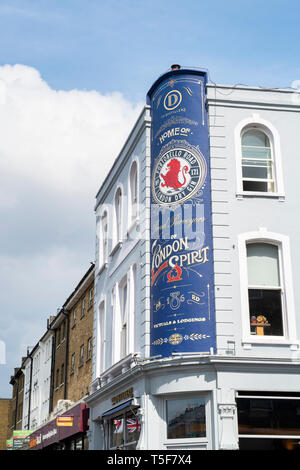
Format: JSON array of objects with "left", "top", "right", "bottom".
[{"left": 160, "top": 158, "right": 189, "bottom": 190}]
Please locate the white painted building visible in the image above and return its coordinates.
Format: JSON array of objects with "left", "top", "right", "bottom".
[
  {"left": 86, "top": 67, "right": 300, "bottom": 451},
  {"left": 22, "top": 328, "right": 53, "bottom": 431}
]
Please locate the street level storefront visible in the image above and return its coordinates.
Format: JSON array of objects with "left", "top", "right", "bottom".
[
  {"left": 87, "top": 356, "right": 300, "bottom": 450},
  {"left": 28, "top": 403, "right": 89, "bottom": 450}
]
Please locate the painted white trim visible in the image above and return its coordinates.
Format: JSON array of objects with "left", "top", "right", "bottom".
[
  {"left": 96, "top": 296, "right": 106, "bottom": 376},
  {"left": 97, "top": 205, "right": 109, "bottom": 271},
  {"left": 112, "top": 184, "right": 124, "bottom": 250},
  {"left": 127, "top": 158, "right": 140, "bottom": 231},
  {"left": 234, "top": 115, "right": 285, "bottom": 198},
  {"left": 238, "top": 229, "right": 297, "bottom": 346}
]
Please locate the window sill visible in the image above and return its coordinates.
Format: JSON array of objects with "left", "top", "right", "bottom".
[
  {"left": 236, "top": 191, "right": 285, "bottom": 201},
  {"left": 110, "top": 241, "right": 122, "bottom": 257},
  {"left": 127, "top": 217, "right": 140, "bottom": 238},
  {"left": 98, "top": 262, "right": 108, "bottom": 276},
  {"left": 242, "top": 338, "right": 300, "bottom": 349}
]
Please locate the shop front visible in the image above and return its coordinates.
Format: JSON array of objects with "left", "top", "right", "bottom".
[
  {"left": 28, "top": 402, "right": 89, "bottom": 450},
  {"left": 236, "top": 391, "right": 300, "bottom": 451}
]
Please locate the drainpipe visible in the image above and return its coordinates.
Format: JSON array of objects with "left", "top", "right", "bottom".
[
  {"left": 63, "top": 310, "right": 69, "bottom": 399},
  {"left": 27, "top": 355, "right": 33, "bottom": 430},
  {"left": 49, "top": 329, "right": 56, "bottom": 413},
  {"left": 14, "top": 379, "right": 19, "bottom": 430}
]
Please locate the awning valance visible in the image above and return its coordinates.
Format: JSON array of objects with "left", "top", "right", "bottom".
[{"left": 102, "top": 399, "right": 133, "bottom": 418}]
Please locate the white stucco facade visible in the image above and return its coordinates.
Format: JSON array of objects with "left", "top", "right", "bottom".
[
  {"left": 22, "top": 331, "right": 53, "bottom": 431},
  {"left": 86, "top": 72, "right": 300, "bottom": 451}
]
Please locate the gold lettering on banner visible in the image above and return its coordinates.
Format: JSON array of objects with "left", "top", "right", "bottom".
[{"left": 111, "top": 387, "right": 134, "bottom": 405}]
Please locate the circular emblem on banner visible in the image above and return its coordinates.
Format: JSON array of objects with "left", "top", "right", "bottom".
[
  {"left": 169, "top": 333, "right": 183, "bottom": 345},
  {"left": 152, "top": 141, "right": 207, "bottom": 205},
  {"left": 163, "top": 90, "right": 182, "bottom": 110}
]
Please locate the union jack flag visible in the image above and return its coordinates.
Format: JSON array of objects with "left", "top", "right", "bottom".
[
  {"left": 126, "top": 417, "right": 141, "bottom": 433},
  {"left": 113, "top": 418, "right": 123, "bottom": 433}
]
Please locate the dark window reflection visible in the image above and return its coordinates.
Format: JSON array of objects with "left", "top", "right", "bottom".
[
  {"left": 237, "top": 398, "right": 300, "bottom": 435},
  {"left": 249, "top": 289, "right": 283, "bottom": 336},
  {"left": 167, "top": 398, "right": 206, "bottom": 439}
]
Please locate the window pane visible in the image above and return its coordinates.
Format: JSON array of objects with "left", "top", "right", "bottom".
[
  {"left": 243, "top": 180, "right": 271, "bottom": 192},
  {"left": 242, "top": 129, "right": 270, "bottom": 148},
  {"left": 125, "top": 411, "right": 141, "bottom": 444},
  {"left": 249, "top": 289, "right": 283, "bottom": 336},
  {"left": 237, "top": 398, "right": 300, "bottom": 435},
  {"left": 110, "top": 416, "right": 124, "bottom": 448},
  {"left": 247, "top": 243, "right": 280, "bottom": 287},
  {"left": 167, "top": 397, "right": 206, "bottom": 439},
  {"left": 242, "top": 166, "right": 269, "bottom": 180}
]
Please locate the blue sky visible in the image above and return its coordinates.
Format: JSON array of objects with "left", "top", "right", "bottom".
[
  {"left": 1, "top": 0, "right": 300, "bottom": 100},
  {"left": 1, "top": 0, "right": 300, "bottom": 398}
]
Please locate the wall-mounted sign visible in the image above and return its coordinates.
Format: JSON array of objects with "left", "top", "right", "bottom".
[
  {"left": 56, "top": 415, "right": 73, "bottom": 427},
  {"left": 147, "top": 69, "right": 216, "bottom": 358},
  {"left": 112, "top": 387, "right": 133, "bottom": 405}
]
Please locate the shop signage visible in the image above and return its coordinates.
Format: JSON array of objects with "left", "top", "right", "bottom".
[
  {"left": 6, "top": 439, "right": 13, "bottom": 450},
  {"left": 147, "top": 69, "right": 216, "bottom": 358},
  {"left": 12, "top": 430, "right": 33, "bottom": 449},
  {"left": 56, "top": 415, "right": 73, "bottom": 427},
  {"left": 112, "top": 387, "right": 133, "bottom": 405}
]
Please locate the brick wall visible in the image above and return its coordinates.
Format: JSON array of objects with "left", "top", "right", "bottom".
[{"left": 0, "top": 399, "right": 12, "bottom": 450}]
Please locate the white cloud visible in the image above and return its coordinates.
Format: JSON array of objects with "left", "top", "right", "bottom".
[
  {"left": 0, "top": 64, "right": 143, "bottom": 396},
  {"left": 0, "top": 64, "right": 143, "bottom": 194}
]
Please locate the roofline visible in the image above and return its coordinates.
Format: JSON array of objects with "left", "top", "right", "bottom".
[{"left": 95, "top": 105, "right": 151, "bottom": 207}]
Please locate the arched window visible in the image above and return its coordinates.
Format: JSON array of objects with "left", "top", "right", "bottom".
[
  {"left": 114, "top": 187, "right": 122, "bottom": 244},
  {"left": 241, "top": 128, "right": 274, "bottom": 192},
  {"left": 99, "top": 210, "right": 108, "bottom": 267},
  {"left": 238, "top": 230, "right": 296, "bottom": 345},
  {"left": 129, "top": 161, "right": 138, "bottom": 223}
]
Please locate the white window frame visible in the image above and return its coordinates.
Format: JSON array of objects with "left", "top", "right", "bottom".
[
  {"left": 97, "top": 206, "right": 109, "bottom": 273},
  {"left": 235, "top": 116, "right": 285, "bottom": 199},
  {"left": 163, "top": 393, "right": 211, "bottom": 450},
  {"left": 96, "top": 297, "right": 106, "bottom": 376},
  {"left": 112, "top": 186, "right": 123, "bottom": 251},
  {"left": 238, "top": 229, "right": 297, "bottom": 346},
  {"left": 128, "top": 159, "right": 139, "bottom": 231},
  {"left": 112, "top": 266, "right": 136, "bottom": 365}
]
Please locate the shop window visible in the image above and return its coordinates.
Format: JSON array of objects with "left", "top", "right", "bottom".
[
  {"left": 241, "top": 128, "right": 275, "bottom": 192},
  {"left": 166, "top": 397, "right": 206, "bottom": 439},
  {"left": 237, "top": 393, "right": 300, "bottom": 447},
  {"left": 247, "top": 243, "right": 284, "bottom": 336},
  {"left": 108, "top": 410, "right": 141, "bottom": 450}
]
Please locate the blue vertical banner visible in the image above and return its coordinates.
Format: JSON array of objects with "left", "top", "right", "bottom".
[{"left": 147, "top": 68, "right": 216, "bottom": 358}]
